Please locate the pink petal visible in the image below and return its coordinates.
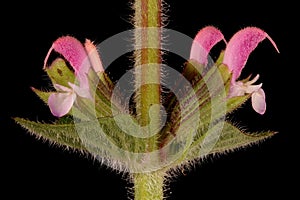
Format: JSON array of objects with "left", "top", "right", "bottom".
[
  {"left": 68, "top": 82, "right": 92, "bottom": 100},
  {"left": 48, "top": 92, "right": 76, "bottom": 117},
  {"left": 53, "top": 84, "right": 73, "bottom": 92},
  {"left": 223, "top": 27, "right": 279, "bottom": 81},
  {"left": 190, "top": 26, "right": 225, "bottom": 65},
  {"left": 251, "top": 88, "right": 266, "bottom": 115},
  {"left": 44, "top": 36, "right": 89, "bottom": 73},
  {"left": 228, "top": 82, "right": 246, "bottom": 97},
  {"left": 245, "top": 83, "right": 262, "bottom": 94},
  {"left": 85, "top": 39, "right": 104, "bottom": 73}
]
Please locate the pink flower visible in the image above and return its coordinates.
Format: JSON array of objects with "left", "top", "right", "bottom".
[
  {"left": 190, "top": 26, "right": 279, "bottom": 115},
  {"left": 44, "top": 36, "right": 104, "bottom": 117},
  {"left": 223, "top": 27, "right": 279, "bottom": 114},
  {"left": 190, "top": 26, "right": 226, "bottom": 65}
]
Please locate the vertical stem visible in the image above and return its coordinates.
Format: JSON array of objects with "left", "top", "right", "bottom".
[
  {"left": 132, "top": 1, "right": 165, "bottom": 200},
  {"left": 134, "top": 0, "right": 162, "bottom": 128},
  {"left": 133, "top": 172, "right": 165, "bottom": 200}
]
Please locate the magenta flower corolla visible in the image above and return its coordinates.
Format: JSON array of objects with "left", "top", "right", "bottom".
[
  {"left": 190, "top": 26, "right": 279, "bottom": 115},
  {"left": 44, "top": 36, "right": 104, "bottom": 117},
  {"left": 190, "top": 26, "right": 226, "bottom": 65}
]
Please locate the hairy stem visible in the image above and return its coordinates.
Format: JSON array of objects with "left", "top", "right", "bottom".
[
  {"left": 133, "top": 172, "right": 165, "bottom": 200},
  {"left": 132, "top": 0, "right": 165, "bottom": 199},
  {"left": 133, "top": 0, "right": 162, "bottom": 128}
]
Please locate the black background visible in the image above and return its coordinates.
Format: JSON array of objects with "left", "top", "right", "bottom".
[{"left": 2, "top": 0, "right": 298, "bottom": 199}]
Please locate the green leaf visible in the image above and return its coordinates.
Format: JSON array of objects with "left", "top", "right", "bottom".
[
  {"left": 46, "top": 58, "right": 76, "bottom": 87},
  {"left": 226, "top": 94, "right": 251, "bottom": 114},
  {"left": 161, "top": 61, "right": 230, "bottom": 147},
  {"left": 98, "top": 71, "right": 115, "bottom": 94},
  {"left": 14, "top": 115, "right": 156, "bottom": 154},
  {"left": 161, "top": 58, "right": 252, "bottom": 156},
  {"left": 218, "top": 64, "right": 231, "bottom": 93},
  {"left": 14, "top": 116, "right": 165, "bottom": 172},
  {"left": 211, "top": 122, "right": 276, "bottom": 154},
  {"left": 182, "top": 60, "right": 205, "bottom": 83},
  {"left": 31, "top": 87, "right": 51, "bottom": 105},
  {"left": 186, "top": 121, "right": 276, "bottom": 161},
  {"left": 215, "top": 50, "right": 225, "bottom": 66},
  {"left": 14, "top": 117, "right": 86, "bottom": 151},
  {"left": 87, "top": 70, "right": 115, "bottom": 117}
]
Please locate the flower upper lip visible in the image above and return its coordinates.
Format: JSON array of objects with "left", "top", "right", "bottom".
[
  {"left": 190, "top": 26, "right": 226, "bottom": 65},
  {"left": 223, "top": 27, "right": 279, "bottom": 82}
]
